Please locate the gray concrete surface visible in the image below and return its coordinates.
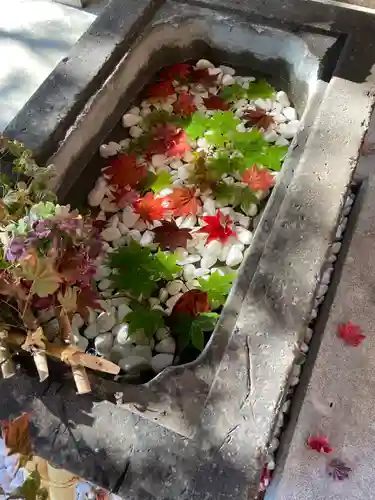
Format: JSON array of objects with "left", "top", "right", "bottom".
[{"left": 267, "top": 117, "right": 375, "bottom": 499}]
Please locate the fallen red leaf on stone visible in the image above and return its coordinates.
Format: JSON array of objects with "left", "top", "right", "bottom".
[
  {"left": 147, "top": 125, "right": 191, "bottom": 159},
  {"left": 259, "top": 465, "right": 271, "bottom": 492},
  {"left": 243, "top": 107, "right": 275, "bottom": 131},
  {"left": 307, "top": 435, "right": 333, "bottom": 454},
  {"left": 114, "top": 187, "right": 139, "bottom": 208},
  {"left": 337, "top": 321, "right": 366, "bottom": 347},
  {"left": 159, "top": 63, "right": 192, "bottom": 81},
  {"left": 173, "top": 290, "right": 210, "bottom": 316},
  {"left": 104, "top": 154, "right": 147, "bottom": 191},
  {"left": 76, "top": 287, "right": 104, "bottom": 322},
  {"left": 197, "top": 209, "right": 235, "bottom": 244},
  {"left": 327, "top": 458, "right": 352, "bottom": 481},
  {"left": 133, "top": 192, "right": 168, "bottom": 222},
  {"left": 164, "top": 187, "right": 202, "bottom": 216},
  {"left": 173, "top": 92, "right": 197, "bottom": 116},
  {"left": 165, "top": 129, "right": 191, "bottom": 158},
  {"left": 242, "top": 165, "right": 275, "bottom": 191},
  {"left": 153, "top": 220, "right": 192, "bottom": 250},
  {"left": 1, "top": 413, "right": 32, "bottom": 465},
  {"left": 203, "top": 94, "right": 230, "bottom": 110},
  {"left": 147, "top": 81, "right": 175, "bottom": 99}
]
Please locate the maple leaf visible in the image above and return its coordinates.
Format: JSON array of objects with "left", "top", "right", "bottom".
[
  {"left": 203, "top": 95, "right": 230, "bottom": 110},
  {"left": 76, "top": 286, "right": 104, "bottom": 321},
  {"left": 153, "top": 220, "right": 192, "bottom": 250},
  {"left": 198, "top": 271, "right": 236, "bottom": 305},
  {"left": 243, "top": 107, "right": 275, "bottom": 131},
  {"left": 151, "top": 171, "right": 173, "bottom": 194},
  {"left": 147, "top": 125, "right": 190, "bottom": 159},
  {"left": 104, "top": 154, "right": 147, "bottom": 190},
  {"left": 307, "top": 435, "right": 333, "bottom": 454},
  {"left": 159, "top": 63, "right": 192, "bottom": 81},
  {"left": 147, "top": 81, "right": 175, "bottom": 99},
  {"left": 190, "top": 312, "right": 219, "bottom": 350},
  {"left": 242, "top": 165, "right": 275, "bottom": 191},
  {"left": 173, "top": 92, "right": 197, "bottom": 116},
  {"left": 125, "top": 303, "right": 165, "bottom": 338},
  {"left": 197, "top": 210, "right": 235, "bottom": 244},
  {"left": 259, "top": 465, "right": 271, "bottom": 492},
  {"left": 173, "top": 290, "right": 210, "bottom": 316},
  {"left": 1, "top": 413, "right": 32, "bottom": 467},
  {"left": 204, "top": 111, "right": 242, "bottom": 148},
  {"left": 165, "top": 129, "right": 191, "bottom": 158},
  {"left": 114, "top": 187, "right": 139, "bottom": 208},
  {"left": 185, "top": 112, "right": 210, "bottom": 141},
  {"left": 259, "top": 145, "right": 288, "bottom": 171},
  {"left": 155, "top": 249, "right": 182, "bottom": 280},
  {"left": 219, "top": 83, "right": 247, "bottom": 102},
  {"left": 189, "top": 154, "right": 219, "bottom": 191},
  {"left": 133, "top": 192, "right": 168, "bottom": 222},
  {"left": 190, "top": 68, "right": 219, "bottom": 87},
  {"left": 19, "top": 253, "right": 61, "bottom": 298},
  {"left": 327, "top": 458, "right": 352, "bottom": 481},
  {"left": 8, "top": 469, "right": 48, "bottom": 500},
  {"left": 164, "top": 187, "right": 202, "bottom": 217},
  {"left": 246, "top": 80, "right": 275, "bottom": 100},
  {"left": 337, "top": 321, "right": 366, "bottom": 347},
  {"left": 57, "top": 286, "right": 78, "bottom": 314}
]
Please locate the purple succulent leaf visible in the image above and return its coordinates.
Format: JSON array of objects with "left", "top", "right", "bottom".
[{"left": 5, "top": 237, "right": 28, "bottom": 262}]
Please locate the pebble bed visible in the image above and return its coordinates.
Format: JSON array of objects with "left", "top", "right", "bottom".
[
  {"left": 259, "top": 189, "right": 355, "bottom": 493},
  {"left": 68, "top": 59, "right": 300, "bottom": 381}
]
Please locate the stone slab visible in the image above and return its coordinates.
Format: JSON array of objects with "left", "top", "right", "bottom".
[
  {"left": 268, "top": 145, "right": 375, "bottom": 499},
  {"left": 1, "top": 0, "right": 375, "bottom": 498}
]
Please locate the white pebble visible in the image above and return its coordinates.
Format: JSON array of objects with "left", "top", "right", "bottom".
[
  {"left": 108, "top": 214, "right": 119, "bottom": 227},
  {"left": 151, "top": 353, "right": 174, "bottom": 373},
  {"left": 275, "top": 136, "right": 289, "bottom": 146},
  {"left": 305, "top": 328, "right": 313, "bottom": 343},
  {"left": 196, "top": 59, "right": 214, "bottom": 69},
  {"left": 72, "top": 313, "right": 84, "bottom": 330},
  {"left": 151, "top": 154, "right": 166, "bottom": 168},
  {"left": 73, "top": 332, "right": 88, "bottom": 352},
  {"left": 300, "top": 342, "right": 309, "bottom": 353},
  {"left": 203, "top": 240, "right": 222, "bottom": 258},
  {"left": 226, "top": 245, "right": 243, "bottom": 267},
  {"left": 278, "top": 120, "right": 300, "bottom": 139},
  {"left": 140, "top": 230, "right": 154, "bottom": 246},
  {"left": 131, "top": 330, "right": 150, "bottom": 345},
  {"left": 155, "top": 337, "right": 176, "bottom": 354},
  {"left": 264, "top": 130, "right": 279, "bottom": 142},
  {"left": 155, "top": 327, "right": 170, "bottom": 341},
  {"left": 182, "top": 151, "right": 194, "bottom": 163},
  {"left": 236, "top": 227, "right": 253, "bottom": 245},
  {"left": 83, "top": 323, "right": 99, "bottom": 340},
  {"left": 119, "top": 355, "right": 150, "bottom": 373},
  {"left": 117, "top": 303, "right": 132, "bottom": 322},
  {"left": 132, "top": 345, "right": 153, "bottom": 361},
  {"left": 186, "top": 279, "right": 199, "bottom": 290},
  {"left": 122, "top": 113, "right": 142, "bottom": 128},
  {"left": 134, "top": 219, "right": 147, "bottom": 232},
  {"left": 235, "top": 213, "right": 250, "bottom": 229},
  {"left": 245, "top": 203, "right": 258, "bottom": 217},
  {"left": 101, "top": 227, "right": 121, "bottom": 242},
  {"left": 100, "top": 198, "right": 118, "bottom": 213},
  {"left": 88, "top": 177, "right": 107, "bottom": 207},
  {"left": 95, "top": 332, "right": 113, "bottom": 355},
  {"left": 183, "top": 264, "right": 196, "bottom": 281},
  {"left": 98, "top": 278, "right": 112, "bottom": 291},
  {"left": 283, "top": 107, "right": 297, "bottom": 121},
  {"left": 97, "top": 310, "right": 116, "bottom": 333},
  {"left": 122, "top": 207, "right": 140, "bottom": 228},
  {"left": 178, "top": 254, "right": 201, "bottom": 265},
  {"left": 201, "top": 254, "right": 217, "bottom": 269},
  {"left": 165, "top": 293, "right": 183, "bottom": 309},
  {"left": 129, "top": 125, "right": 143, "bottom": 138},
  {"left": 110, "top": 344, "right": 133, "bottom": 363},
  {"left": 203, "top": 198, "right": 216, "bottom": 216},
  {"left": 177, "top": 165, "right": 190, "bottom": 181},
  {"left": 114, "top": 323, "right": 131, "bottom": 344},
  {"left": 99, "top": 143, "right": 119, "bottom": 158},
  {"left": 221, "top": 74, "right": 236, "bottom": 86},
  {"left": 88, "top": 308, "right": 97, "bottom": 324},
  {"left": 276, "top": 91, "right": 290, "bottom": 107},
  {"left": 117, "top": 222, "right": 129, "bottom": 235},
  {"left": 219, "top": 65, "right": 235, "bottom": 76},
  {"left": 290, "top": 376, "right": 299, "bottom": 387},
  {"left": 166, "top": 280, "right": 184, "bottom": 295},
  {"left": 159, "top": 288, "right": 169, "bottom": 303},
  {"left": 128, "top": 229, "right": 142, "bottom": 243}
]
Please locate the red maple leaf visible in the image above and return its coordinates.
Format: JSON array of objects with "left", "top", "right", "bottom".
[
  {"left": 76, "top": 286, "right": 104, "bottom": 322},
  {"left": 203, "top": 94, "right": 230, "bottom": 110},
  {"left": 166, "top": 129, "right": 191, "bottom": 157},
  {"left": 307, "top": 435, "right": 333, "bottom": 454},
  {"left": 197, "top": 210, "right": 235, "bottom": 244},
  {"left": 103, "top": 154, "right": 147, "bottom": 190},
  {"left": 173, "top": 92, "right": 197, "bottom": 116},
  {"left": 146, "top": 124, "right": 190, "bottom": 159},
  {"left": 114, "top": 187, "right": 139, "bottom": 208},
  {"left": 153, "top": 220, "right": 193, "bottom": 250},
  {"left": 159, "top": 63, "right": 192, "bottom": 81},
  {"left": 337, "top": 321, "right": 366, "bottom": 347},
  {"left": 243, "top": 107, "right": 275, "bottom": 131},
  {"left": 1, "top": 413, "right": 32, "bottom": 460},
  {"left": 190, "top": 68, "right": 219, "bottom": 87},
  {"left": 164, "top": 187, "right": 202, "bottom": 216},
  {"left": 173, "top": 290, "right": 210, "bottom": 316},
  {"left": 147, "top": 81, "right": 175, "bottom": 99},
  {"left": 242, "top": 165, "right": 275, "bottom": 191},
  {"left": 133, "top": 192, "right": 168, "bottom": 222}
]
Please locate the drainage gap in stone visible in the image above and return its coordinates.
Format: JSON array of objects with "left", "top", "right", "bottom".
[
  {"left": 257, "top": 184, "right": 358, "bottom": 497},
  {"left": 77, "top": 59, "right": 299, "bottom": 383}
]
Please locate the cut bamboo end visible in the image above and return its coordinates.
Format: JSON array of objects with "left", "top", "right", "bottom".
[
  {"left": 33, "top": 352, "right": 49, "bottom": 382},
  {"left": 0, "top": 337, "right": 15, "bottom": 379},
  {"left": 71, "top": 365, "right": 91, "bottom": 394}
]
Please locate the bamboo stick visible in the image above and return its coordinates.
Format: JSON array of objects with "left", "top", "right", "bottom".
[
  {"left": 0, "top": 331, "right": 15, "bottom": 378},
  {"left": 22, "top": 327, "right": 50, "bottom": 382},
  {"left": 32, "top": 352, "right": 49, "bottom": 382},
  {"left": 57, "top": 309, "right": 73, "bottom": 344}
]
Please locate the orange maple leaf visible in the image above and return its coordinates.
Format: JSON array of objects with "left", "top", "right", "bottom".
[
  {"left": 242, "top": 165, "right": 275, "bottom": 191},
  {"left": 164, "top": 187, "right": 202, "bottom": 216},
  {"left": 173, "top": 290, "right": 210, "bottom": 316},
  {"left": 104, "top": 154, "right": 147, "bottom": 190},
  {"left": 133, "top": 193, "right": 168, "bottom": 222},
  {"left": 1, "top": 413, "right": 32, "bottom": 468}
]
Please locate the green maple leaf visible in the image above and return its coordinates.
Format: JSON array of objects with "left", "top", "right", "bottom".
[
  {"left": 240, "top": 187, "right": 259, "bottom": 211},
  {"left": 139, "top": 170, "right": 157, "bottom": 193},
  {"left": 185, "top": 112, "right": 210, "bottom": 140},
  {"left": 204, "top": 111, "right": 242, "bottom": 148},
  {"left": 208, "top": 154, "right": 237, "bottom": 176},
  {"left": 214, "top": 183, "right": 259, "bottom": 208},
  {"left": 219, "top": 84, "right": 247, "bottom": 102},
  {"left": 246, "top": 80, "right": 275, "bottom": 100},
  {"left": 108, "top": 242, "right": 161, "bottom": 298},
  {"left": 155, "top": 249, "right": 182, "bottom": 280},
  {"left": 151, "top": 171, "right": 173, "bottom": 193},
  {"left": 8, "top": 469, "right": 48, "bottom": 500},
  {"left": 125, "top": 303, "right": 165, "bottom": 338},
  {"left": 258, "top": 145, "right": 288, "bottom": 171},
  {"left": 190, "top": 312, "right": 219, "bottom": 350},
  {"left": 198, "top": 271, "right": 236, "bottom": 305}
]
